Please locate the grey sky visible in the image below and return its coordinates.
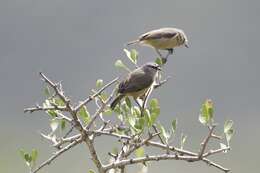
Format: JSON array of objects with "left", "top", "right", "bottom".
[{"left": 0, "top": 0, "right": 259, "bottom": 173}]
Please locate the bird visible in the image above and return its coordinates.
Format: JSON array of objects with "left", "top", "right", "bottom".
[
  {"left": 127, "top": 27, "right": 189, "bottom": 63},
  {"left": 110, "top": 62, "right": 161, "bottom": 110}
]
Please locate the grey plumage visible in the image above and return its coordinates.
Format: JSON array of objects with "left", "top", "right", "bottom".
[{"left": 110, "top": 62, "right": 161, "bottom": 110}]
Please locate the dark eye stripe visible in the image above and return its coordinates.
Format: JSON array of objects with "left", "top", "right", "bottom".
[{"left": 148, "top": 65, "right": 159, "bottom": 69}]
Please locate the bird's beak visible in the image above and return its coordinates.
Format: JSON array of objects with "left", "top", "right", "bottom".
[
  {"left": 157, "top": 66, "right": 162, "bottom": 71},
  {"left": 185, "top": 43, "right": 189, "bottom": 48}
]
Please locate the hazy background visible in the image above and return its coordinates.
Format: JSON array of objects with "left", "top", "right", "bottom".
[{"left": 1, "top": 0, "right": 259, "bottom": 172}]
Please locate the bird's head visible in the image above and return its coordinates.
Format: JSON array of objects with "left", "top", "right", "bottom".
[{"left": 142, "top": 62, "right": 162, "bottom": 73}]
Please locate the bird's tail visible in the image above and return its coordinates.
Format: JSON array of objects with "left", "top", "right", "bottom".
[
  {"left": 126, "top": 40, "right": 140, "bottom": 46},
  {"left": 110, "top": 94, "right": 124, "bottom": 110}
]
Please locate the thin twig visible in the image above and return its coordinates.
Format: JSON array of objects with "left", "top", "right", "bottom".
[
  {"left": 75, "top": 77, "right": 119, "bottom": 112},
  {"left": 154, "top": 76, "right": 171, "bottom": 89},
  {"left": 31, "top": 138, "right": 82, "bottom": 173},
  {"left": 124, "top": 132, "right": 160, "bottom": 158},
  {"left": 85, "top": 88, "right": 116, "bottom": 130},
  {"left": 24, "top": 105, "right": 67, "bottom": 113},
  {"left": 104, "top": 154, "right": 198, "bottom": 171},
  {"left": 198, "top": 125, "right": 216, "bottom": 159}
]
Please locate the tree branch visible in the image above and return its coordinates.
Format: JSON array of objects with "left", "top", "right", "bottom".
[
  {"left": 31, "top": 137, "right": 82, "bottom": 173},
  {"left": 74, "top": 77, "right": 119, "bottom": 112}
]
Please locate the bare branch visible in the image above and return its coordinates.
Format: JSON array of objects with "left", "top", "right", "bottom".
[
  {"left": 203, "top": 147, "right": 230, "bottom": 158},
  {"left": 24, "top": 105, "right": 67, "bottom": 113},
  {"left": 198, "top": 125, "right": 216, "bottom": 159},
  {"left": 123, "top": 132, "right": 160, "bottom": 158},
  {"left": 31, "top": 137, "right": 82, "bottom": 173},
  {"left": 104, "top": 154, "right": 198, "bottom": 171},
  {"left": 154, "top": 76, "right": 171, "bottom": 89},
  {"left": 85, "top": 88, "right": 116, "bottom": 130},
  {"left": 75, "top": 77, "right": 119, "bottom": 112}
]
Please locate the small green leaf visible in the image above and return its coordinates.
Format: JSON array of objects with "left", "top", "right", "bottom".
[
  {"left": 134, "top": 118, "right": 145, "bottom": 130},
  {"left": 224, "top": 120, "right": 233, "bottom": 133},
  {"left": 226, "top": 128, "right": 234, "bottom": 144},
  {"left": 46, "top": 110, "right": 57, "bottom": 118},
  {"left": 150, "top": 98, "right": 159, "bottom": 108},
  {"left": 61, "top": 119, "right": 66, "bottom": 130},
  {"left": 220, "top": 143, "right": 228, "bottom": 153},
  {"left": 130, "top": 49, "right": 138, "bottom": 64},
  {"left": 125, "top": 96, "right": 132, "bottom": 108},
  {"left": 31, "top": 149, "right": 38, "bottom": 162},
  {"left": 133, "top": 106, "right": 141, "bottom": 117},
  {"left": 96, "top": 79, "right": 103, "bottom": 88},
  {"left": 79, "top": 106, "right": 91, "bottom": 124},
  {"left": 117, "top": 114, "right": 123, "bottom": 122},
  {"left": 150, "top": 109, "right": 159, "bottom": 126},
  {"left": 124, "top": 49, "right": 138, "bottom": 64},
  {"left": 44, "top": 86, "right": 51, "bottom": 97},
  {"left": 144, "top": 109, "right": 152, "bottom": 127},
  {"left": 88, "top": 170, "right": 95, "bottom": 173},
  {"left": 103, "top": 108, "right": 113, "bottom": 116},
  {"left": 181, "top": 133, "right": 187, "bottom": 149},
  {"left": 114, "top": 59, "right": 131, "bottom": 72},
  {"left": 19, "top": 149, "right": 26, "bottom": 160},
  {"left": 155, "top": 58, "right": 163, "bottom": 66},
  {"left": 199, "top": 99, "right": 214, "bottom": 125},
  {"left": 128, "top": 116, "right": 136, "bottom": 129},
  {"left": 50, "top": 119, "right": 59, "bottom": 132},
  {"left": 124, "top": 49, "right": 131, "bottom": 59},
  {"left": 171, "top": 119, "right": 177, "bottom": 134},
  {"left": 157, "top": 123, "right": 170, "bottom": 142},
  {"left": 135, "top": 147, "right": 145, "bottom": 157},
  {"left": 149, "top": 99, "right": 160, "bottom": 126},
  {"left": 54, "top": 98, "right": 65, "bottom": 106}
]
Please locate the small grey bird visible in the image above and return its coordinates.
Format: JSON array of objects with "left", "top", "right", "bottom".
[
  {"left": 110, "top": 62, "right": 161, "bottom": 110},
  {"left": 127, "top": 27, "right": 189, "bottom": 62}
]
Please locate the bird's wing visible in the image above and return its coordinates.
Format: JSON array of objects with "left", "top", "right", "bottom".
[
  {"left": 118, "top": 71, "right": 153, "bottom": 94},
  {"left": 139, "top": 28, "right": 178, "bottom": 41}
]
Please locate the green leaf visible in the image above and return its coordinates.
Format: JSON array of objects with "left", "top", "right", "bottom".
[
  {"left": 88, "top": 170, "right": 95, "bottom": 173},
  {"left": 134, "top": 118, "right": 145, "bottom": 130},
  {"left": 114, "top": 59, "right": 130, "bottom": 72},
  {"left": 24, "top": 153, "right": 31, "bottom": 162},
  {"left": 224, "top": 120, "right": 233, "bottom": 133},
  {"left": 155, "top": 57, "right": 163, "bottom": 66},
  {"left": 135, "top": 147, "right": 145, "bottom": 157},
  {"left": 96, "top": 79, "right": 103, "bottom": 88},
  {"left": 31, "top": 149, "right": 38, "bottom": 162},
  {"left": 181, "top": 133, "right": 187, "bottom": 149},
  {"left": 54, "top": 98, "right": 65, "bottom": 106},
  {"left": 125, "top": 96, "right": 132, "bottom": 108},
  {"left": 133, "top": 106, "right": 141, "bottom": 117},
  {"left": 220, "top": 143, "right": 228, "bottom": 153},
  {"left": 199, "top": 99, "right": 214, "bottom": 125},
  {"left": 19, "top": 149, "right": 26, "bottom": 160},
  {"left": 124, "top": 49, "right": 138, "bottom": 65},
  {"left": 150, "top": 98, "right": 159, "bottom": 108},
  {"left": 46, "top": 110, "right": 57, "bottom": 118},
  {"left": 171, "top": 119, "right": 177, "bottom": 134},
  {"left": 144, "top": 109, "right": 152, "bottom": 127},
  {"left": 103, "top": 108, "right": 113, "bottom": 116},
  {"left": 128, "top": 116, "right": 136, "bottom": 129},
  {"left": 124, "top": 49, "right": 131, "bottom": 59},
  {"left": 150, "top": 109, "right": 159, "bottom": 126},
  {"left": 44, "top": 86, "right": 51, "bottom": 97},
  {"left": 149, "top": 99, "right": 160, "bottom": 126},
  {"left": 157, "top": 123, "right": 170, "bottom": 143},
  {"left": 50, "top": 119, "right": 59, "bottom": 132},
  {"left": 79, "top": 106, "right": 91, "bottom": 124},
  {"left": 225, "top": 128, "right": 234, "bottom": 144},
  {"left": 61, "top": 119, "right": 66, "bottom": 130}
]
